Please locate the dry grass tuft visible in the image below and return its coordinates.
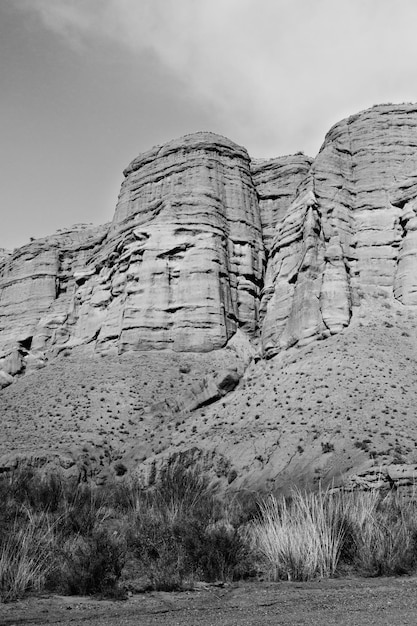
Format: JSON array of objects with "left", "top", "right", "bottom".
[
  {"left": 0, "top": 511, "right": 55, "bottom": 602},
  {"left": 251, "top": 488, "right": 417, "bottom": 581},
  {"left": 251, "top": 489, "right": 345, "bottom": 581}
]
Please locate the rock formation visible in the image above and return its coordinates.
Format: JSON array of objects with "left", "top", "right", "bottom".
[
  {"left": 0, "top": 134, "right": 271, "bottom": 368},
  {"left": 3, "top": 104, "right": 417, "bottom": 490},
  {"left": 260, "top": 103, "right": 417, "bottom": 356},
  {"left": 250, "top": 153, "right": 313, "bottom": 252},
  {"left": 3, "top": 105, "right": 417, "bottom": 376},
  {"left": 0, "top": 224, "right": 108, "bottom": 378},
  {"left": 96, "top": 133, "right": 265, "bottom": 353}
]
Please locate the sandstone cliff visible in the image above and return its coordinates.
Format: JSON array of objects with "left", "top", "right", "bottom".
[
  {"left": 4, "top": 106, "right": 417, "bottom": 370},
  {"left": 261, "top": 103, "right": 417, "bottom": 356},
  {"left": 0, "top": 134, "right": 269, "bottom": 366},
  {"left": 0, "top": 132, "right": 312, "bottom": 380}
]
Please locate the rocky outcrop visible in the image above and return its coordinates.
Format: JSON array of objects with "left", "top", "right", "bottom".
[
  {"left": 261, "top": 103, "right": 417, "bottom": 356},
  {"left": 4, "top": 105, "right": 417, "bottom": 370},
  {"left": 0, "top": 134, "right": 269, "bottom": 361},
  {"left": 0, "top": 224, "right": 108, "bottom": 383},
  {"left": 5, "top": 105, "right": 417, "bottom": 492},
  {"left": 251, "top": 154, "right": 313, "bottom": 252},
  {"left": 81, "top": 133, "right": 265, "bottom": 353},
  {"left": 341, "top": 463, "right": 417, "bottom": 492},
  {"left": 0, "top": 249, "right": 11, "bottom": 263}
]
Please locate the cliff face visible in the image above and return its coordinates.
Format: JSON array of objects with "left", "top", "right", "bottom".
[
  {"left": 0, "top": 132, "right": 310, "bottom": 377},
  {"left": 261, "top": 103, "right": 417, "bottom": 356},
  {"left": 2, "top": 105, "right": 417, "bottom": 379},
  {"left": 250, "top": 153, "right": 313, "bottom": 252},
  {"left": 0, "top": 225, "right": 108, "bottom": 378},
  {"left": 91, "top": 133, "right": 265, "bottom": 353}
]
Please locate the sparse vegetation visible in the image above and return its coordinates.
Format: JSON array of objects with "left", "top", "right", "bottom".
[
  {"left": 0, "top": 462, "right": 255, "bottom": 602},
  {"left": 251, "top": 488, "right": 417, "bottom": 581},
  {"left": 2, "top": 465, "right": 417, "bottom": 604}
]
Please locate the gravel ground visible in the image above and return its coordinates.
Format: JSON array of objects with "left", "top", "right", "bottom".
[{"left": 2, "top": 577, "right": 417, "bottom": 626}]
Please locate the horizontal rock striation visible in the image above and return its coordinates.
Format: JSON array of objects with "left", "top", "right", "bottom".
[
  {"left": 4, "top": 105, "right": 417, "bottom": 375},
  {"left": 0, "top": 225, "right": 108, "bottom": 351},
  {"left": 3, "top": 134, "right": 297, "bottom": 372},
  {"left": 251, "top": 154, "right": 313, "bottom": 252},
  {"left": 0, "top": 225, "right": 108, "bottom": 382},
  {"left": 67, "top": 133, "right": 266, "bottom": 353}
]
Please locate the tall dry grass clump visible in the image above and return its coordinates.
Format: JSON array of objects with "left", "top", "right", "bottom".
[
  {"left": 251, "top": 489, "right": 345, "bottom": 581},
  {"left": 0, "top": 511, "right": 55, "bottom": 602},
  {"left": 251, "top": 488, "right": 417, "bottom": 581},
  {"left": 339, "top": 490, "right": 417, "bottom": 575},
  {"left": 124, "top": 461, "right": 254, "bottom": 589}
]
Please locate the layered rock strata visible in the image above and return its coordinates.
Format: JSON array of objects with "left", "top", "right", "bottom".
[
  {"left": 0, "top": 134, "right": 280, "bottom": 368},
  {"left": 3, "top": 106, "right": 417, "bottom": 376},
  {"left": 87, "top": 133, "right": 266, "bottom": 353},
  {"left": 261, "top": 103, "right": 417, "bottom": 356},
  {"left": 0, "top": 225, "right": 107, "bottom": 357},
  {"left": 251, "top": 154, "right": 313, "bottom": 252}
]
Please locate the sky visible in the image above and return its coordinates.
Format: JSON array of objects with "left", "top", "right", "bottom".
[{"left": 2, "top": 0, "right": 417, "bottom": 250}]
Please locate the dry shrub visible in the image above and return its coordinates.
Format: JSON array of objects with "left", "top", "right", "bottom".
[
  {"left": 0, "top": 512, "right": 55, "bottom": 602},
  {"left": 339, "top": 490, "right": 417, "bottom": 575},
  {"left": 251, "top": 488, "right": 417, "bottom": 581},
  {"left": 51, "top": 529, "right": 127, "bottom": 596},
  {"left": 126, "top": 462, "right": 255, "bottom": 589},
  {"left": 251, "top": 489, "right": 345, "bottom": 581}
]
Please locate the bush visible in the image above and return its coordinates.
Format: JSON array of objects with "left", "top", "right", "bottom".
[
  {"left": 125, "top": 461, "right": 255, "bottom": 589},
  {"left": 129, "top": 516, "right": 189, "bottom": 590},
  {"left": 0, "top": 467, "right": 65, "bottom": 515},
  {"left": 59, "top": 483, "right": 110, "bottom": 537},
  {"left": 182, "top": 521, "right": 254, "bottom": 581},
  {"left": 51, "top": 528, "right": 127, "bottom": 596},
  {"left": 129, "top": 515, "right": 254, "bottom": 590},
  {"left": 150, "top": 459, "right": 219, "bottom": 523}
]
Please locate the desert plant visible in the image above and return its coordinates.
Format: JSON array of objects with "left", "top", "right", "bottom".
[
  {"left": 251, "top": 489, "right": 346, "bottom": 581},
  {"left": 252, "top": 488, "right": 417, "bottom": 582},
  {"left": 182, "top": 520, "right": 254, "bottom": 581},
  {"left": 129, "top": 513, "right": 254, "bottom": 589},
  {"left": 51, "top": 528, "right": 127, "bottom": 596},
  {"left": 59, "top": 483, "right": 111, "bottom": 537},
  {"left": 4, "top": 462, "right": 417, "bottom": 603},
  {"left": 129, "top": 515, "right": 189, "bottom": 590},
  {"left": 0, "top": 512, "right": 55, "bottom": 602},
  {"left": 338, "top": 490, "right": 417, "bottom": 575},
  {"left": 150, "top": 459, "right": 219, "bottom": 523},
  {"left": 125, "top": 461, "right": 255, "bottom": 588}
]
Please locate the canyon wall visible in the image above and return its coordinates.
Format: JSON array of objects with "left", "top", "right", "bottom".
[
  {"left": 261, "top": 103, "right": 417, "bottom": 356},
  {"left": 2, "top": 105, "right": 417, "bottom": 382}
]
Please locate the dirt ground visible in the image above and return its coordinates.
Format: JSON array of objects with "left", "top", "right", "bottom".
[{"left": 2, "top": 577, "right": 417, "bottom": 626}]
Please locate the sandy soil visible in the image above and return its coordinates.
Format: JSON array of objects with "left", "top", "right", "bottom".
[{"left": 2, "top": 577, "right": 417, "bottom": 626}]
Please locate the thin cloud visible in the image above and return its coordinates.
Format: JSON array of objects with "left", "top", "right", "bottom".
[{"left": 19, "top": 0, "right": 417, "bottom": 156}]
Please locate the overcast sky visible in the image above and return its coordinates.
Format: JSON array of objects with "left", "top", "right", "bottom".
[{"left": 2, "top": 0, "right": 417, "bottom": 250}]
